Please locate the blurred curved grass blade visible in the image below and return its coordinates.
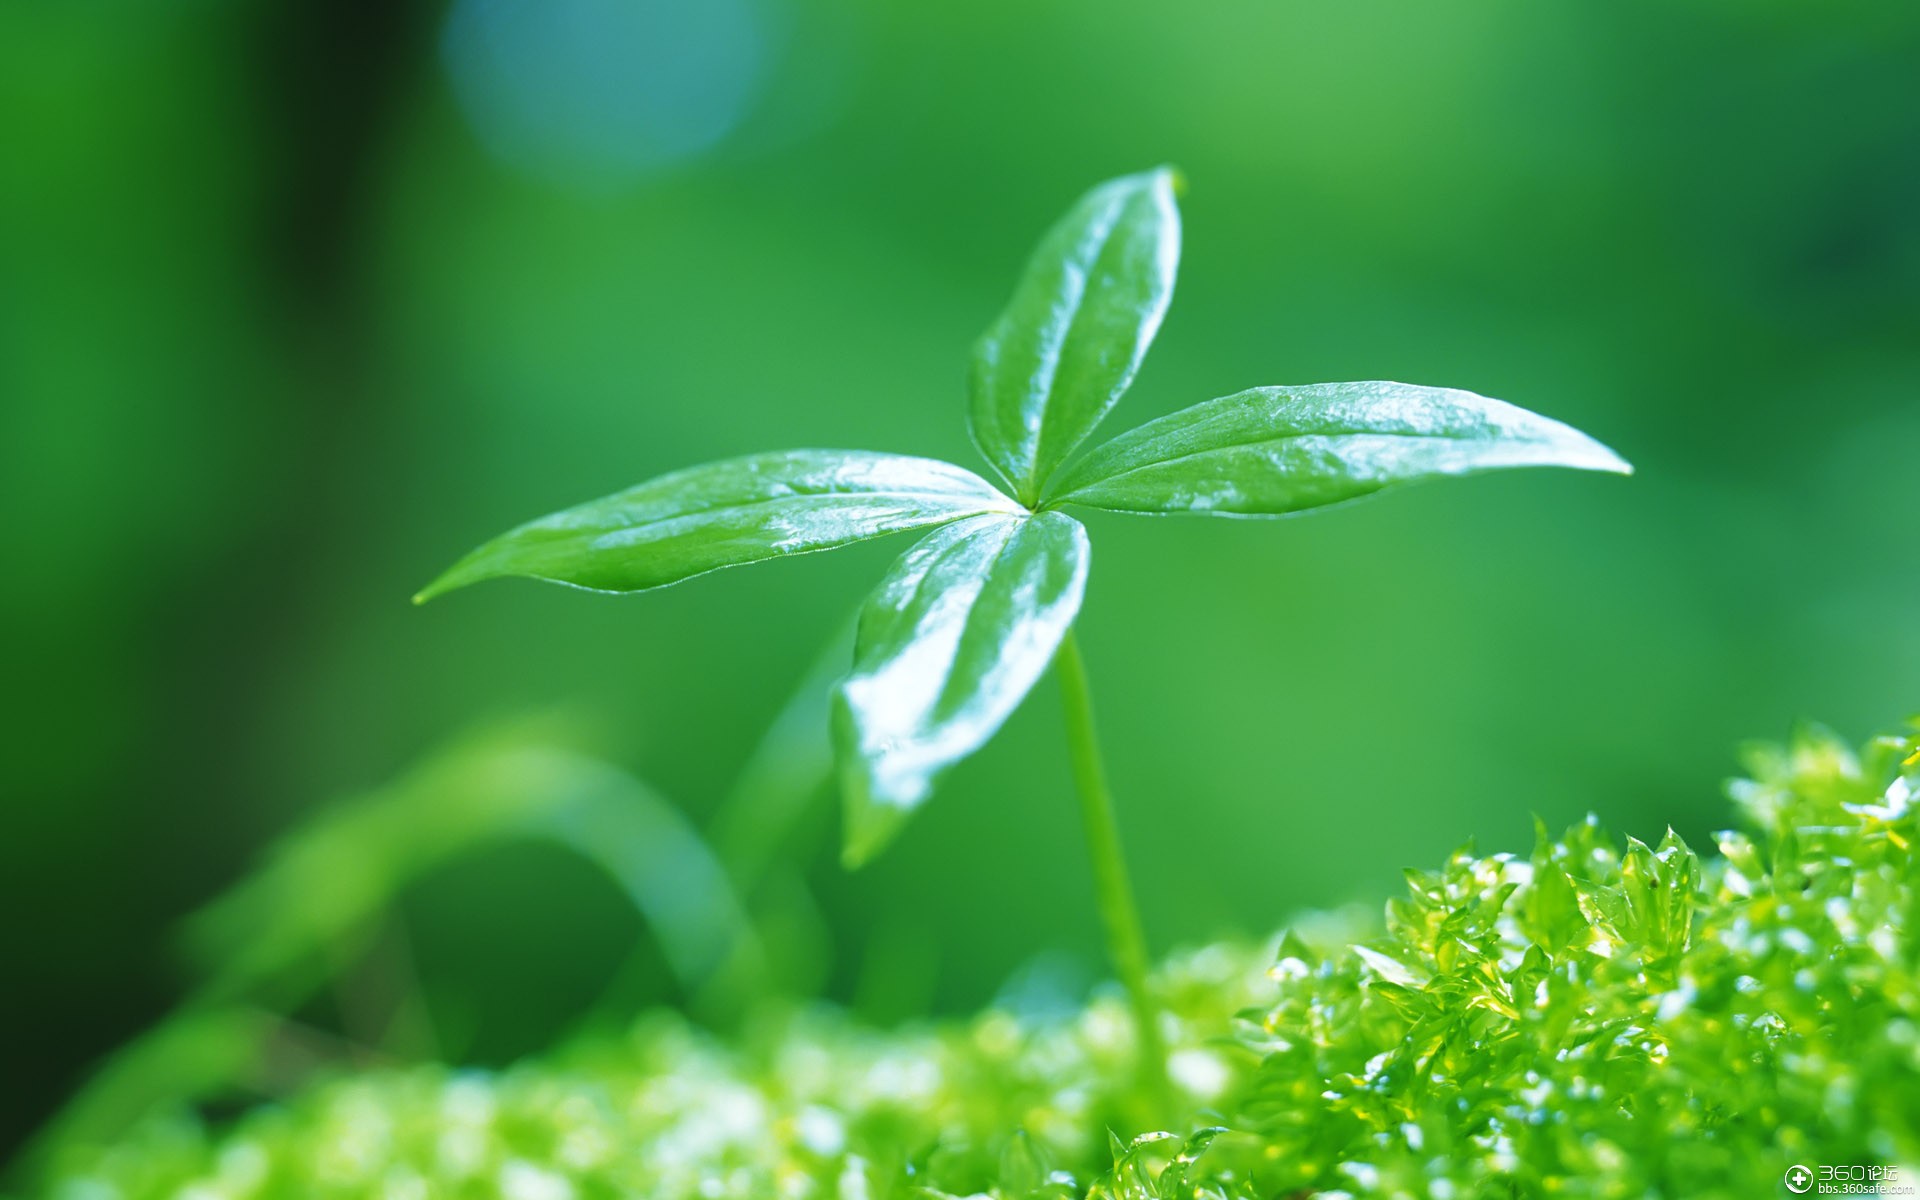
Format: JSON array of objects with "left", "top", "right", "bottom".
[
  {"left": 12, "top": 1009, "right": 277, "bottom": 1182},
  {"left": 1052, "top": 381, "right": 1631, "bottom": 515},
  {"left": 833, "top": 512, "right": 1090, "bottom": 867},
  {"left": 969, "top": 168, "right": 1181, "bottom": 504},
  {"left": 415, "top": 450, "right": 1021, "bottom": 600},
  {"left": 13, "top": 720, "right": 759, "bottom": 1173},
  {"left": 187, "top": 718, "right": 754, "bottom": 1007},
  {"left": 683, "top": 617, "right": 857, "bottom": 1014}
]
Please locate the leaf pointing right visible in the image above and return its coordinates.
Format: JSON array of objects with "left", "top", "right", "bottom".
[{"left": 1050, "top": 381, "right": 1630, "bottom": 516}]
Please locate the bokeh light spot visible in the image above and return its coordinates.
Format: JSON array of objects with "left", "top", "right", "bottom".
[{"left": 441, "top": 0, "right": 765, "bottom": 185}]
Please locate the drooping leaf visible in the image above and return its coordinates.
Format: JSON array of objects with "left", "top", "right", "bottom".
[
  {"left": 417, "top": 450, "right": 1021, "bottom": 600},
  {"left": 969, "top": 168, "right": 1181, "bottom": 504},
  {"left": 1050, "top": 381, "right": 1631, "bottom": 515},
  {"left": 834, "top": 512, "right": 1090, "bottom": 866}
]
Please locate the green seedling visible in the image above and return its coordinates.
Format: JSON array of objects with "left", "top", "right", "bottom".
[{"left": 416, "top": 167, "right": 1631, "bottom": 1085}]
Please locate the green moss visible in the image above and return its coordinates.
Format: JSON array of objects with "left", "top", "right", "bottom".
[
  {"left": 1231, "top": 721, "right": 1919, "bottom": 1198},
  {"left": 33, "top": 722, "right": 1919, "bottom": 1199}
]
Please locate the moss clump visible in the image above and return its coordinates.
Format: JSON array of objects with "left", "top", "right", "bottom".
[
  {"left": 31, "top": 723, "right": 1919, "bottom": 1199},
  {"left": 31, "top": 947, "right": 1270, "bottom": 1200},
  {"left": 1232, "top": 723, "right": 1919, "bottom": 1198}
]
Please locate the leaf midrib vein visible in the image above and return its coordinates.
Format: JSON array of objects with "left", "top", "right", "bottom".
[
  {"left": 561, "top": 490, "right": 1020, "bottom": 539},
  {"left": 1021, "top": 197, "right": 1129, "bottom": 494},
  {"left": 1064, "top": 424, "right": 1508, "bottom": 494}
]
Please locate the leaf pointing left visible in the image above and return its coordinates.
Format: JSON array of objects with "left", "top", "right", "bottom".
[
  {"left": 834, "top": 511, "right": 1090, "bottom": 867},
  {"left": 415, "top": 450, "right": 1023, "bottom": 601}
]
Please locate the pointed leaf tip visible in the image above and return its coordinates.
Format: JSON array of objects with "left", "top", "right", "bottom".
[
  {"left": 412, "top": 566, "right": 473, "bottom": 605},
  {"left": 836, "top": 785, "right": 903, "bottom": 871}
]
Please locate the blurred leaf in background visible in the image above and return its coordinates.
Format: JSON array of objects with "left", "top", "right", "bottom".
[
  {"left": 14, "top": 718, "right": 758, "bottom": 1180},
  {"left": 3, "top": 0, "right": 1916, "bottom": 1158}
]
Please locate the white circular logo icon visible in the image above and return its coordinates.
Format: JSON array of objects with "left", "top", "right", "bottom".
[{"left": 1785, "top": 1165, "right": 1814, "bottom": 1194}]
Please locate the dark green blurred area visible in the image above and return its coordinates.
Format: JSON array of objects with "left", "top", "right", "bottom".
[{"left": 2, "top": 0, "right": 1916, "bottom": 1157}]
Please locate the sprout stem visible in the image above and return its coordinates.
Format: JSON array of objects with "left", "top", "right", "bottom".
[{"left": 1055, "top": 628, "right": 1169, "bottom": 1104}]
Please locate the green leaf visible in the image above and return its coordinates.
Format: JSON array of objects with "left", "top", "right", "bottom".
[
  {"left": 1523, "top": 856, "right": 1588, "bottom": 957},
  {"left": 969, "top": 167, "right": 1181, "bottom": 505},
  {"left": 833, "top": 512, "right": 1090, "bottom": 866},
  {"left": 1051, "top": 381, "right": 1631, "bottom": 516},
  {"left": 416, "top": 450, "right": 1022, "bottom": 601}
]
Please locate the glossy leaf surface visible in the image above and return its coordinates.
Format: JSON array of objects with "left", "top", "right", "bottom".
[
  {"left": 1052, "top": 381, "right": 1631, "bottom": 515},
  {"left": 969, "top": 168, "right": 1180, "bottom": 504},
  {"left": 417, "top": 450, "right": 1020, "bottom": 599},
  {"left": 834, "top": 512, "right": 1090, "bottom": 866}
]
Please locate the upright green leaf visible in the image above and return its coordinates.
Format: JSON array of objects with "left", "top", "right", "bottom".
[
  {"left": 1523, "top": 856, "right": 1588, "bottom": 956},
  {"left": 969, "top": 168, "right": 1181, "bottom": 504},
  {"left": 1051, "top": 382, "right": 1631, "bottom": 515},
  {"left": 834, "top": 512, "right": 1091, "bottom": 866},
  {"left": 417, "top": 450, "right": 1021, "bottom": 600}
]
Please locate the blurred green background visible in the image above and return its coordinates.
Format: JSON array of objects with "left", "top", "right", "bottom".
[{"left": 3, "top": 0, "right": 1916, "bottom": 1158}]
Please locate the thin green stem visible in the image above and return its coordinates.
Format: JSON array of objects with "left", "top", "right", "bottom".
[{"left": 1055, "top": 628, "right": 1169, "bottom": 1104}]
